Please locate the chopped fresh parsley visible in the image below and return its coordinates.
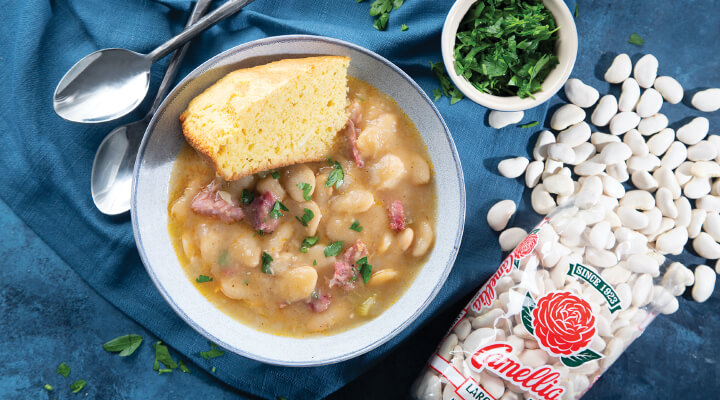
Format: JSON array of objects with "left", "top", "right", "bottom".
[
  {"left": 179, "top": 360, "right": 190, "bottom": 373},
  {"left": 325, "top": 159, "right": 344, "bottom": 189},
  {"left": 153, "top": 341, "right": 177, "bottom": 373},
  {"left": 324, "top": 241, "right": 344, "bottom": 257},
  {"left": 313, "top": 259, "right": 317, "bottom": 266},
  {"left": 43, "top": 384, "right": 53, "bottom": 391},
  {"left": 57, "top": 362, "right": 70, "bottom": 378},
  {"left": 574, "top": 4, "right": 578, "bottom": 17},
  {"left": 296, "top": 182, "right": 313, "bottom": 201},
  {"left": 200, "top": 343, "right": 225, "bottom": 360},
  {"left": 350, "top": 220, "right": 363, "bottom": 232},
  {"left": 430, "top": 61, "right": 464, "bottom": 104},
  {"left": 102, "top": 334, "right": 143, "bottom": 357},
  {"left": 254, "top": 229, "right": 264, "bottom": 237},
  {"left": 520, "top": 121, "right": 539, "bottom": 128},
  {"left": 196, "top": 275, "right": 213, "bottom": 283},
  {"left": 70, "top": 379, "right": 86, "bottom": 394},
  {"left": 242, "top": 279, "right": 249, "bottom": 286},
  {"left": 158, "top": 368, "right": 173, "bottom": 375},
  {"left": 270, "top": 171, "right": 280, "bottom": 179},
  {"left": 296, "top": 208, "right": 315, "bottom": 227},
  {"left": 300, "top": 236, "right": 319, "bottom": 253},
  {"left": 355, "top": 94, "right": 365, "bottom": 102},
  {"left": 261, "top": 252, "right": 273, "bottom": 274},
  {"left": 269, "top": 201, "right": 289, "bottom": 219},
  {"left": 432, "top": 88, "right": 442, "bottom": 102},
  {"left": 401, "top": 23, "right": 408, "bottom": 31},
  {"left": 453, "top": 0, "right": 560, "bottom": 98},
  {"left": 218, "top": 250, "right": 229, "bottom": 266},
  {"left": 241, "top": 189, "right": 255, "bottom": 205},
  {"left": 629, "top": 33, "right": 644, "bottom": 46},
  {"left": 211, "top": 366, "right": 216, "bottom": 373},
  {"left": 356, "top": 257, "right": 373, "bottom": 284},
  {"left": 366, "top": 0, "right": 404, "bottom": 30}
]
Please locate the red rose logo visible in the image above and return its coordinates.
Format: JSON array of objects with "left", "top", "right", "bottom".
[
  {"left": 512, "top": 233, "right": 538, "bottom": 260},
  {"left": 532, "top": 291, "right": 596, "bottom": 356}
]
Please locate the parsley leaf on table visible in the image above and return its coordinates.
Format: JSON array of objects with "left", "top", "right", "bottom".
[
  {"left": 629, "top": 33, "right": 644, "bottom": 45},
  {"left": 430, "top": 62, "right": 464, "bottom": 105},
  {"left": 200, "top": 343, "right": 225, "bottom": 360},
  {"left": 70, "top": 379, "right": 86, "bottom": 394},
  {"left": 152, "top": 341, "right": 177, "bottom": 373},
  {"left": 102, "top": 334, "right": 143, "bottom": 357},
  {"left": 56, "top": 362, "right": 70, "bottom": 378}
]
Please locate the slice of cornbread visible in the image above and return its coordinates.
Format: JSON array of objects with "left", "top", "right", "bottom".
[{"left": 180, "top": 56, "right": 350, "bottom": 180}]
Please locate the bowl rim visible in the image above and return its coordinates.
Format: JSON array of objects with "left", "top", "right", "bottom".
[
  {"left": 441, "top": 0, "right": 578, "bottom": 111},
  {"left": 131, "top": 34, "right": 466, "bottom": 366}
]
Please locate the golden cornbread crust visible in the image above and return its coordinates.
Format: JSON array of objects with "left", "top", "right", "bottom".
[{"left": 180, "top": 56, "right": 351, "bottom": 180}]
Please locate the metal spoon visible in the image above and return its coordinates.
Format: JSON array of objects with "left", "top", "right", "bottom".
[
  {"left": 54, "top": 0, "right": 254, "bottom": 123},
  {"left": 90, "top": 0, "right": 214, "bottom": 216}
]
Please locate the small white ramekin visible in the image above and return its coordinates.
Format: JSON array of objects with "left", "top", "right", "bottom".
[{"left": 441, "top": 0, "right": 578, "bottom": 111}]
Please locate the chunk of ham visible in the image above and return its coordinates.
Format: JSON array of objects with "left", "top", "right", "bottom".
[
  {"left": 309, "top": 293, "right": 332, "bottom": 313},
  {"left": 249, "top": 190, "right": 279, "bottom": 233},
  {"left": 328, "top": 241, "right": 369, "bottom": 291},
  {"left": 344, "top": 100, "right": 364, "bottom": 168},
  {"left": 388, "top": 200, "right": 405, "bottom": 232},
  {"left": 191, "top": 179, "right": 244, "bottom": 223}
]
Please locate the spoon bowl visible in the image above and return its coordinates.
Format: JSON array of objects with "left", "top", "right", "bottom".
[{"left": 54, "top": 49, "right": 151, "bottom": 123}]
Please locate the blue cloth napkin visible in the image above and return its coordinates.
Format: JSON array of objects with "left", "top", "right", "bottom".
[{"left": 1, "top": 1, "right": 719, "bottom": 399}]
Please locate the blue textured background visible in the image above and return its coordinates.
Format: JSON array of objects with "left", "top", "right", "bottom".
[{"left": 0, "top": 0, "right": 719, "bottom": 399}]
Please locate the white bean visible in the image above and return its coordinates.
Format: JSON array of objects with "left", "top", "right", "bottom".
[
  {"left": 599, "top": 142, "right": 632, "bottom": 165},
  {"left": 589, "top": 221, "right": 611, "bottom": 249},
  {"left": 691, "top": 161, "right": 720, "bottom": 178},
  {"left": 564, "top": 78, "right": 599, "bottom": 108},
  {"left": 692, "top": 265, "right": 716, "bottom": 302},
  {"left": 687, "top": 141, "right": 718, "bottom": 161},
  {"left": 533, "top": 130, "right": 555, "bottom": 161},
  {"left": 676, "top": 117, "right": 709, "bottom": 145},
  {"left": 619, "top": 78, "right": 641, "bottom": 112},
  {"left": 631, "top": 170, "right": 658, "bottom": 192},
  {"left": 633, "top": 54, "right": 659, "bottom": 88},
  {"left": 651, "top": 285, "right": 679, "bottom": 314},
  {"left": 609, "top": 112, "right": 641, "bottom": 135},
  {"left": 499, "top": 227, "right": 528, "bottom": 251},
  {"left": 525, "top": 160, "right": 544, "bottom": 188},
  {"left": 531, "top": 184, "right": 556, "bottom": 215},
  {"left": 604, "top": 53, "right": 632, "bottom": 83},
  {"left": 675, "top": 196, "right": 692, "bottom": 227},
  {"left": 602, "top": 264, "right": 632, "bottom": 286},
  {"left": 606, "top": 162, "right": 629, "bottom": 182},
  {"left": 498, "top": 157, "right": 529, "bottom": 178},
  {"left": 557, "top": 122, "right": 591, "bottom": 147},
  {"left": 693, "top": 232, "right": 720, "bottom": 259},
  {"left": 487, "top": 200, "right": 517, "bottom": 231},
  {"left": 647, "top": 128, "right": 675, "bottom": 156},
  {"left": 636, "top": 89, "right": 663, "bottom": 118},
  {"left": 572, "top": 142, "right": 596, "bottom": 165},
  {"left": 574, "top": 159, "right": 606, "bottom": 176},
  {"left": 591, "top": 94, "right": 618, "bottom": 127},
  {"left": 656, "top": 187, "right": 678, "bottom": 218},
  {"left": 688, "top": 209, "right": 708, "bottom": 239},
  {"left": 653, "top": 167, "right": 681, "bottom": 199},
  {"left": 684, "top": 177, "right": 711, "bottom": 199},
  {"left": 619, "top": 190, "right": 655, "bottom": 210},
  {"left": 660, "top": 142, "right": 687, "bottom": 170},
  {"left": 489, "top": 110, "right": 524, "bottom": 129},
  {"left": 626, "top": 253, "right": 659, "bottom": 275},
  {"left": 627, "top": 154, "right": 661, "bottom": 174},
  {"left": 662, "top": 262, "right": 694, "bottom": 295},
  {"left": 653, "top": 76, "right": 684, "bottom": 104},
  {"left": 637, "top": 113, "right": 668, "bottom": 135},
  {"left": 542, "top": 159, "right": 563, "bottom": 180},
  {"left": 550, "top": 104, "right": 586, "bottom": 131},
  {"left": 703, "top": 212, "right": 720, "bottom": 241},
  {"left": 675, "top": 161, "right": 694, "bottom": 186},
  {"left": 454, "top": 318, "right": 472, "bottom": 341},
  {"left": 655, "top": 226, "right": 688, "bottom": 255},
  {"left": 546, "top": 143, "right": 576, "bottom": 164},
  {"left": 632, "top": 274, "right": 654, "bottom": 307},
  {"left": 623, "top": 129, "right": 649, "bottom": 156},
  {"left": 602, "top": 174, "right": 625, "bottom": 198},
  {"left": 691, "top": 88, "right": 720, "bottom": 112}
]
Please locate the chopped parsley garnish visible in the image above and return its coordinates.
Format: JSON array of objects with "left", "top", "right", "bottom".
[
  {"left": 313, "top": 259, "right": 317, "bottom": 266},
  {"left": 365, "top": 0, "right": 404, "bottom": 31},
  {"left": 355, "top": 94, "right": 365, "bottom": 102},
  {"left": 325, "top": 159, "right": 344, "bottom": 189},
  {"left": 574, "top": 4, "right": 579, "bottom": 18},
  {"left": 356, "top": 257, "right": 373, "bottom": 284},
  {"left": 254, "top": 229, "right": 264, "bottom": 237},
  {"left": 300, "top": 236, "right": 319, "bottom": 253},
  {"left": 261, "top": 252, "right": 273, "bottom": 274},
  {"left": 196, "top": 275, "right": 213, "bottom": 283},
  {"left": 241, "top": 189, "right": 255, "bottom": 205},
  {"left": 629, "top": 33, "right": 644, "bottom": 46},
  {"left": 324, "top": 241, "right": 345, "bottom": 257},
  {"left": 401, "top": 24, "right": 408, "bottom": 31},
  {"left": 430, "top": 61, "right": 464, "bottom": 105},
  {"left": 432, "top": 88, "right": 442, "bottom": 102},
  {"left": 57, "top": 362, "right": 70, "bottom": 378},
  {"left": 269, "top": 201, "right": 289, "bottom": 219},
  {"left": 102, "top": 334, "right": 143, "bottom": 357},
  {"left": 179, "top": 360, "right": 190, "bottom": 373},
  {"left": 297, "top": 182, "right": 313, "bottom": 201},
  {"left": 350, "top": 220, "right": 363, "bottom": 232},
  {"left": 520, "top": 121, "right": 539, "bottom": 128},
  {"left": 212, "top": 366, "right": 216, "bottom": 373},
  {"left": 200, "top": 343, "right": 225, "bottom": 360},
  {"left": 270, "top": 171, "right": 281, "bottom": 179},
  {"left": 218, "top": 250, "right": 229, "bottom": 266},
  {"left": 70, "top": 379, "right": 86, "bottom": 393},
  {"left": 296, "top": 208, "right": 315, "bottom": 226},
  {"left": 453, "top": 0, "right": 560, "bottom": 98},
  {"left": 153, "top": 341, "right": 177, "bottom": 373},
  {"left": 242, "top": 279, "right": 249, "bottom": 286},
  {"left": 43, "top": 384, "right": 53, "bottom": 391}
]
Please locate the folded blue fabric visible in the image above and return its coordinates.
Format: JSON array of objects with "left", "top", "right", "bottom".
[{"left": 1, "top": 1, "right": 719, "bottom": 399}]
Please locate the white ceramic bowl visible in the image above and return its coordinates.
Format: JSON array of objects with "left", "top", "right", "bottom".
[
  {"left": 441, "top": 0, "right": 578, "bottom": 111},
  {"left": 131, "top": 35, "right": 466, "bottom": 366}
]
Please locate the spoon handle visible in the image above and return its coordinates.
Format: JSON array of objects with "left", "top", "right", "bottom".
[
  {"left": 146, "top": 0, "right": 214, "bottom": 117},
  {"left": 147, "top": 0, "right": 255, "bottom": 63}
]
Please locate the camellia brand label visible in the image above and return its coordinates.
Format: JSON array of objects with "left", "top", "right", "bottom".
[
  {"left": 470, "top": 219, "right": 547, "bottom": 313},
  {"left": 567, "top": 263, "right": 623, "bottom": 313}
]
